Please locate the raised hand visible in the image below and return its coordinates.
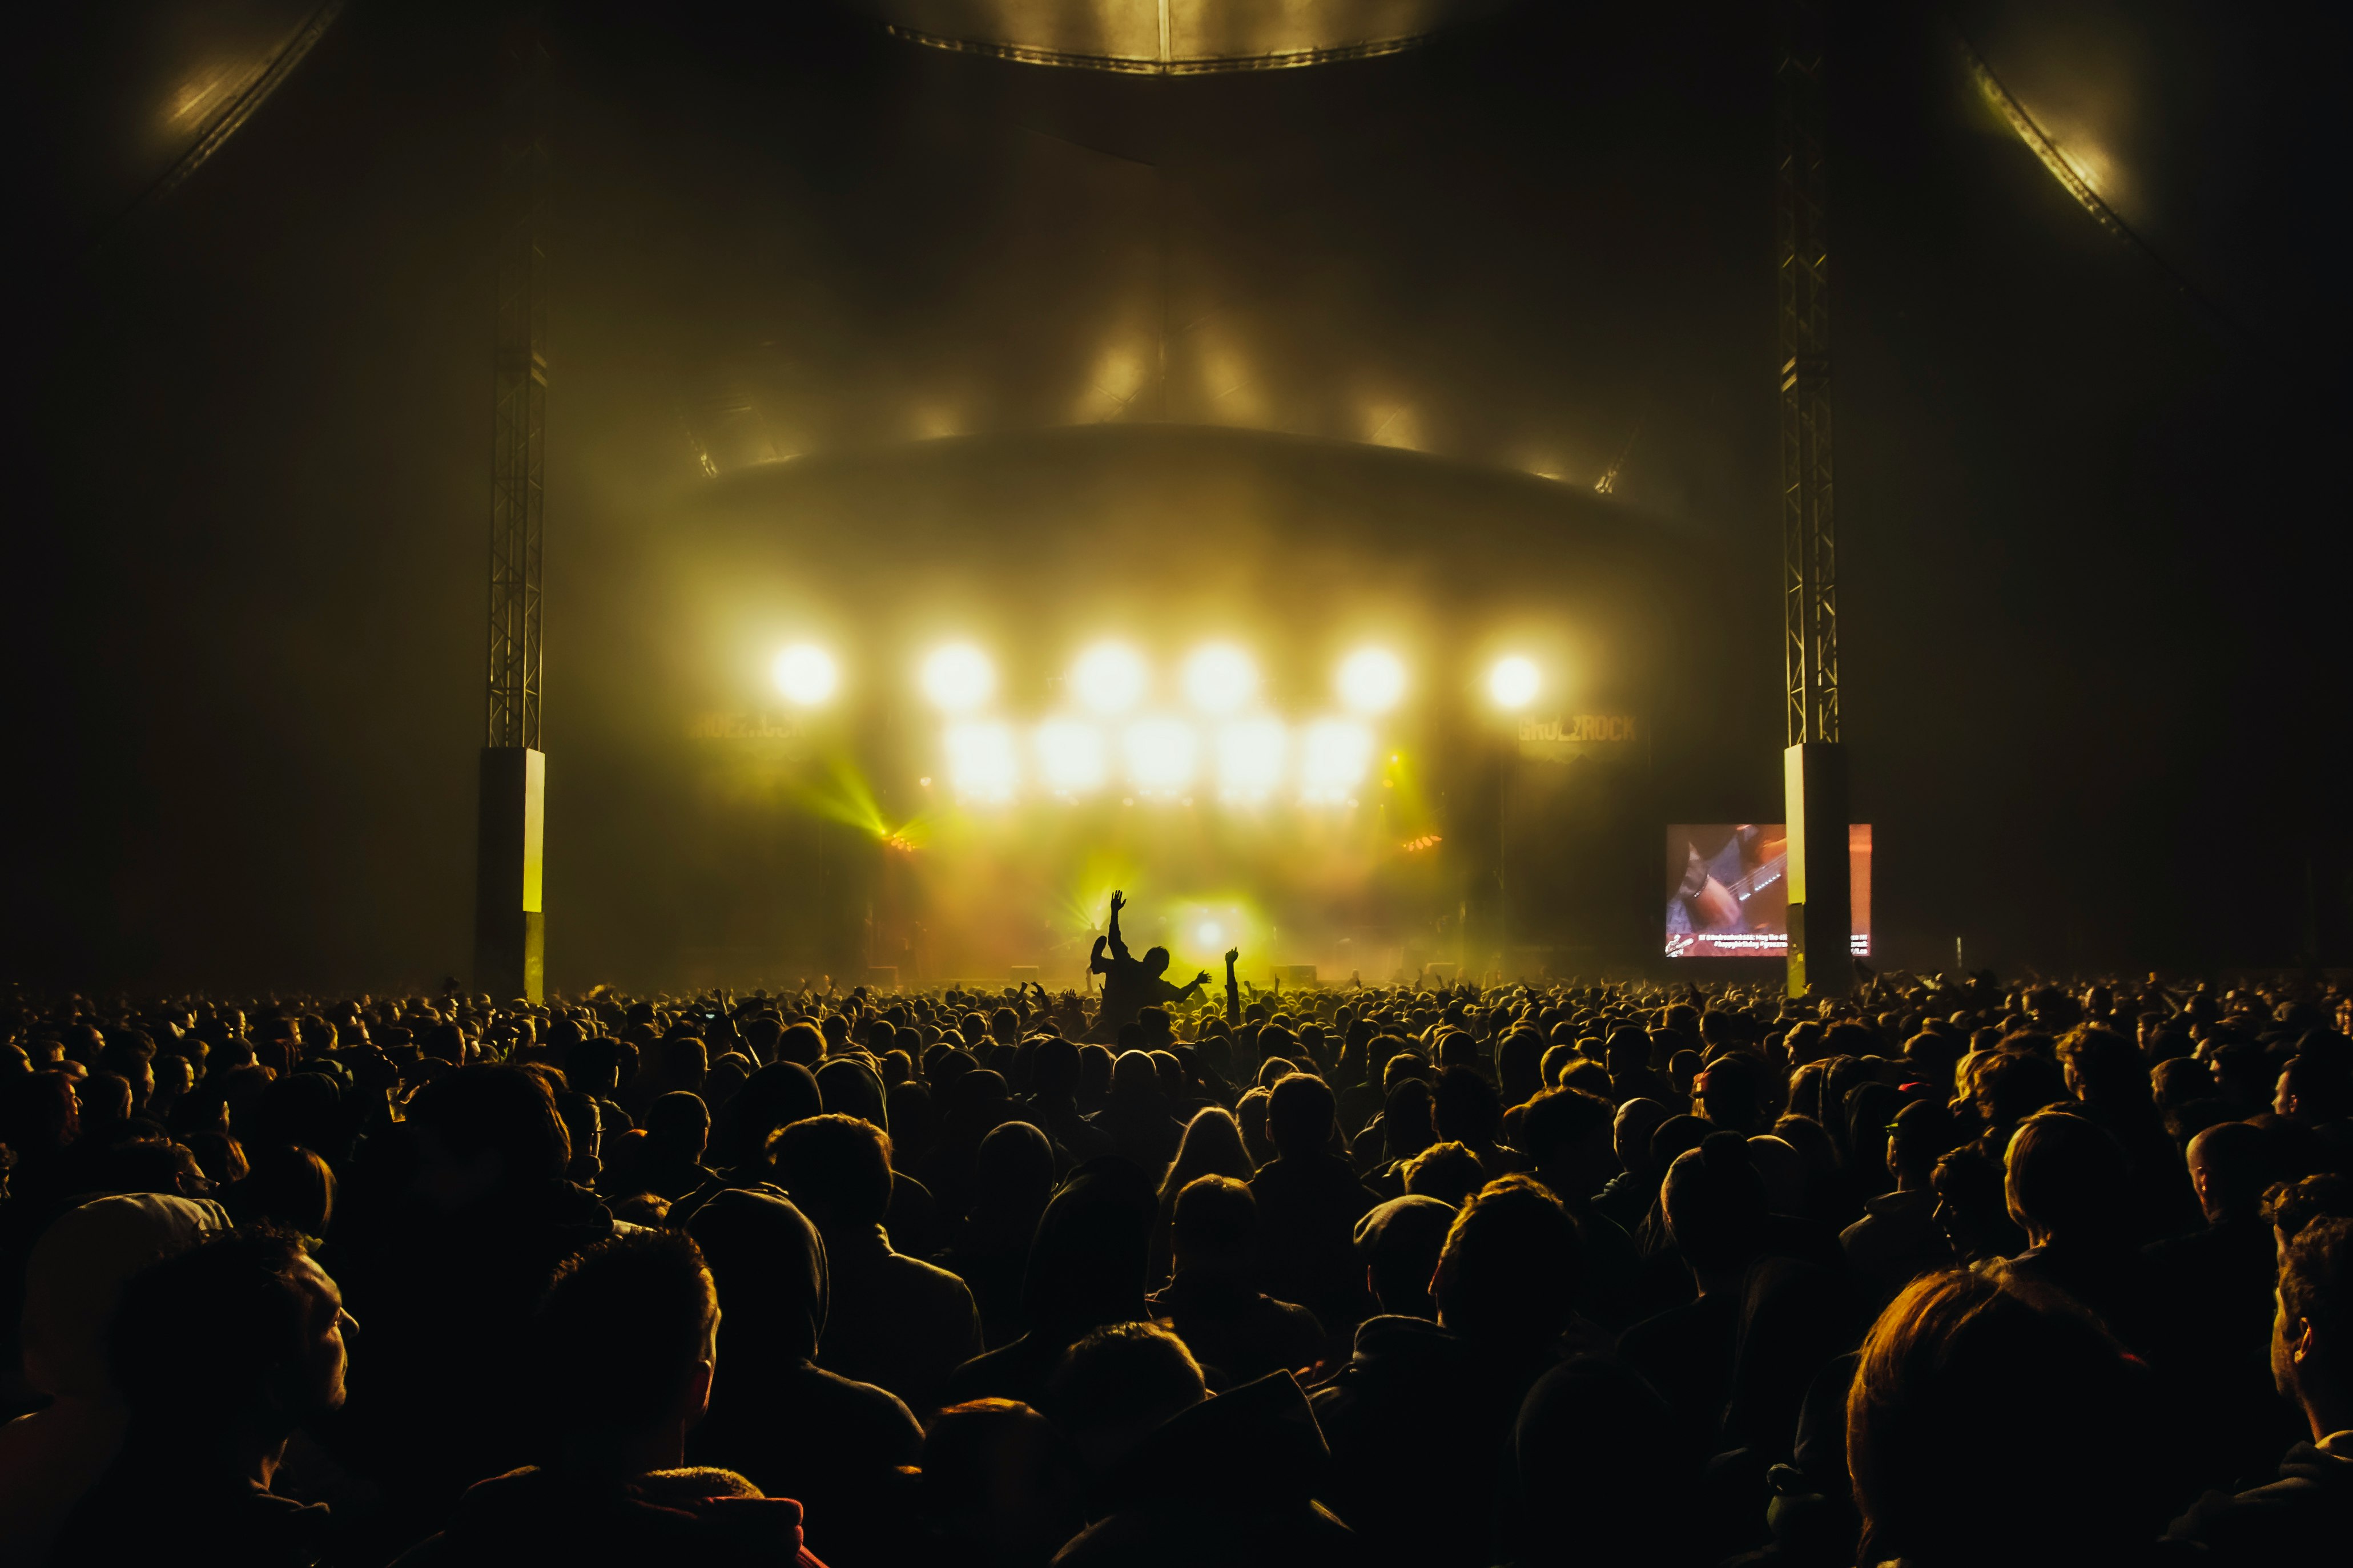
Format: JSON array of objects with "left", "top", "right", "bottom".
[{"left": 1224, "top": 947, "right": 1239, "bottom": 967}]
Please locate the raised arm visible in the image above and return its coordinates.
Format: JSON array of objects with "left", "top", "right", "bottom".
[
  {"left": 1107, "top": 889, "right": 1131, "bottom": 962},
  {"left": 1224, "top": 947, "right": 1241, "bottom": 1027}
]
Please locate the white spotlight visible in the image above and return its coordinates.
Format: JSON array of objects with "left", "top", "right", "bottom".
[
  {"left": 1196, "top": 920, "right": 1224, "bottom": 948},
  {"left": 1337, "top": 647, "right": 1407, "bottom": 714},
  {"left": 1216, "top": 718, "right": 1286, "bottom": 797},
  {"left": 944, "top": 721, "right": 1019, "bottom": 801},
  {"left": 1488, "top": 655, "right": 1540, "bottom": 711},
  {"left": 771, "top": 644, "right": 838, "bottom": 707},
  {"left": 1182, "top": 643, "right": 1258, "bottom": 714},
  {"left": 921, "top": 643, "right": 995, "bottom": 712},
  {"left": 1035, "top": 719, "right": 1107, "bottom": 793},
  {"left": 1123, "top": 718, "right": 1197, "bottom": 791},
  {"left": 1072, "top": 642, "right": 1148, "bottom": 715},
  {"left": 1300, "top": 718, "right": 1373, "bottom": 802}
]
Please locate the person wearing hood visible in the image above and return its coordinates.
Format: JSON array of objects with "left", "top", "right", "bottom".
[
  {"left": 2167, "top": 1215, "right": 2353, "bottom": 1565},
  {"left": 1501, "top": 1356, "right": 1692, "bottom": 1568},
  {"left": 1357, "top": 1078, "right": 1434, "bottom": 1189},
  {"left": 335, "top": 1063, "right": 617, "bottom": 1542},
  {"left": 770, "top": 1113, "right": 979, "bottom": 1416},
  {"left": 393, "top": 1230, "right": 820, "bottom": 1568},
  {"left": 818, "top": 1055, "right": 946, "bottom": 1257},
  {"left": 1021, "top": 1038, "right": 1117, "bottom": 1165},
  {"left": 944, "top": 1158, "right": 1156, "bottom": 1409},
  {"left": 1514, "top": 1087, "right": 1644, "bottom": 1331},
  {"left": 0, "top": 1191, "right": 231, "bottom": 1562},
  {"left": 685, "top": 1189, "right": 924, "bottom": 1562},
  {"left": 940, "top": 1120, "right": 1059, "bottom": 1348},
  {"left": 1616, "top": 1131, "right": 1772, "bottom": 1452},
  {"left": 1250, "top": 1074, "right": 1379, "bottom": 1336},
  {"left": 911, "top": 1398, "right": 1083, "bottom": 1568},
  {"left": 673, "top": 1062, "right": 826, "bottom": 1227},
  {"left": 1313, "top": 1175, "right": 1594, "bottom": 1568},
  {"left": 1046, "top": 1323, "right": 1365, "bottom": 1568},
  {"left": 1096, "top": 1052, "right": 1185, "bottom": 1175},
  {"left": 1147, "top": 1176, "right": 1325, "bottom": 1388},
  {"left": 624, "top": 1091, "right": 718, "bottom": 1203}
]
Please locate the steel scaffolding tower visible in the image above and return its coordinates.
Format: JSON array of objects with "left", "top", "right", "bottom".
[
  {"left": 1775, "top": 1, "right": 1849, "bottom": 996},
  {"left": 474, "top": 30, "right": 549, "bottom": 1002},
  {"left": 487, "top": 37, "right": 547, "bottom": 754}
]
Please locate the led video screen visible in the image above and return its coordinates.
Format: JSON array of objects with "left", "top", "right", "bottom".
[{"left": 1664, "top": 824, "right": 1872, "bottom": 958}]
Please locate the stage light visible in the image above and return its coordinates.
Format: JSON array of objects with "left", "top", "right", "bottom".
[
  {"left": 944, "top": 721, "right": 1019, "bottom": 801},
  {"left": 1123, "top": 718, "right": 1197, "bottom": 791},
  {"left": 771, "top": 644, "right": 838, "bottom": 706},
  {"left": 1300, "top": 718, "right": 1373, "bottom": 801},
  {"left": 1183, "top": 643, "right": 1258, "bottom": 714},
  {"left": 1196, "top": 920, "right": 1224, "bottom": 948},
  {"left": 921, "top": 643, "right": 995, "bottom": 712},
  {"left": 1337, "top": 647, "right": 1406, "bottom": 714},
  {"left": 1215, "top": 718, "right": 1286, "bottom": 797},
  {"left": 1035, "top": 719, "right": 1107, "bottom": 793},
  {"left": 1488, "top": 655, "right": 1540, "bottom": 710},
  {"left": 1073, "top": 642, "right": 1148, "bottom": 714}
]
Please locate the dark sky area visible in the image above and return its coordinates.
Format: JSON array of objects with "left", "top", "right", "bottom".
[{"left": 7, "top": 0, "right": 2346, "bottom": 992}]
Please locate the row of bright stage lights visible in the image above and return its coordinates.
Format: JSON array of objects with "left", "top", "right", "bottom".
[{"left": 769, "top": 642, "right": 1550, "bottom": 806}]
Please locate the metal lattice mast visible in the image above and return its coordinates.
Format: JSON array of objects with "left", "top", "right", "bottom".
[
  {"left": 487, "top": 34, "right": 548, "bottom": 751},
  {"left": 474, "top": 29, "right": 550, "bottom": 1003},
  {"left": 1776, "top": 1, "right": 1835, "bottom": 747}
]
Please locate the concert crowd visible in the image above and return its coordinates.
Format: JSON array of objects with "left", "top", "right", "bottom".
[{"left": 1, "top": 932, "right": 2349, "bottom": 1567}]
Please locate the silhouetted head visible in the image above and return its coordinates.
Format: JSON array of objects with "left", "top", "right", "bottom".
[
  {"left": 2186, "top": 1119, "right": 2283, "bottom": 1226},
  {"left": 711, "top": 1062, "right": 822, "bottom": 1168},
  {"left": 2004, "top": 1110, "right": 2129, "bottom": 1248},
  {"left": 920, "top": 1398, "right": 1080, "bottom": 1564},
  {"left": 111, "top": 1227, "right": 353, "bottom": 1434},
  {"left": 1021, "top": 1159, "right": 1155, "bottom": 1337},
  {"left": 1662, "top": 1132, "right": 1767, "bottom": 1281},
  {"left": 686, "top": 1187, "right": 825, "bottom": 1365},
  {"left": 1266, "top": 1072, "right": 1336, "bottom": 1159},
  {"left": 771, "top": 1112, "right": 892, "bottom": 1234},
  {"left": 1401, "top": 1142, "right": 1487, "bottom": 1207},
  {"left": 2274, "top": 1215, "right": 2353, "bottom": 1425},
  {"left": 1848, "top": 1269, "right": 2158, "bottom": 1568},
  {"left": 1515, "top": 1355, "right": 1684, "bottom": 1568},
  {"left": 407, "top": 1063, "right": 570, "bottom": 1211},
  {"left": 1355, "top": 1194, "right": 1455, "bottom": 1318},
  {"left": 1433, "top": 1175, "right": 1584, "bottom": 1349},
  {"left": 1046, "top": 1321, "right": 1204, "bottom": 1480},
  {"left": 1171, "top": 1174, "right": 1256, "bottom": 1272},
  {"left": 534, "top": 1229, "right": 717, "bottom": 1451}
]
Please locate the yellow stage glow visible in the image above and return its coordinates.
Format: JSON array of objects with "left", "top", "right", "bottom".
[
  {"left": 921, "top": 643, "right": 996, "bottom": 712},
  {"left": 771, "top": 644, "right": 838, "bottom": 706},
  {"left": 1215, "top": 717, "right": 1286, "bottom": 797},
  {"left": 1073, "top": 642, "right": 1148, "bottom": 714},
  {"left": 1182, "top": 643, "right": 1258, "bottom": 714},
  {"left": 1123, "top": 717, "right": 1197, "bottom": 791},
  {"left": 1196, "top": 920, "right": 1224, "bottom": 948},
  {"left": 944, "top": 721, "right": 1019, "bottom": 801},
  {"left": 1488, "top": 655, "right": 1540, "bottom": 710},
  {"left": 1299, "top": 719, "right": 1373, "bottom": 801},
  {"left": 1035, "top": 718, "right": 1108, "bottom": 793},
  {"left": 1337, "top": 647, "right": 1406, "bottom": 714}
]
